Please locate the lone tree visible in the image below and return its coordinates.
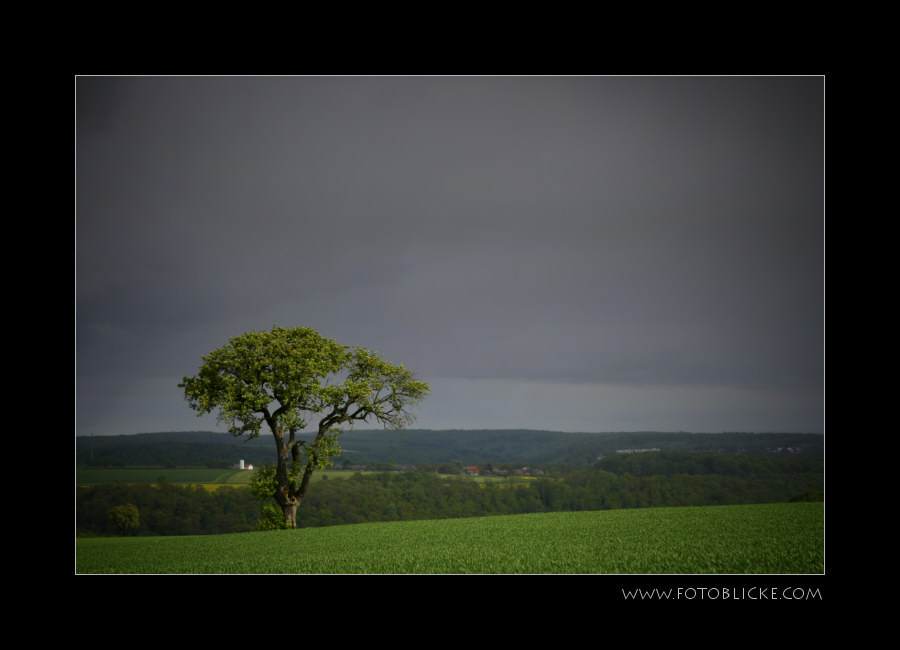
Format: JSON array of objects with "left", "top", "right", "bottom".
[{"left": 179, "top": 326, "right": 429, "bottom": 528}]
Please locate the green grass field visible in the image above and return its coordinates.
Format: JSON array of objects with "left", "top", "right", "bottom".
[{"left": 75, "top": 502, "right": 823, "bottom": 574}]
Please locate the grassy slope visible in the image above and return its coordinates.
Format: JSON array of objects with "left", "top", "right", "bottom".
[{"left": 75, "top": 502, "right": 823, "bottom": 575}]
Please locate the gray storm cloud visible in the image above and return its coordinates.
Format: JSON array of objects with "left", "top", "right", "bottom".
[{"left": 76, "top": 76, "right": 823, "bottom": 435}]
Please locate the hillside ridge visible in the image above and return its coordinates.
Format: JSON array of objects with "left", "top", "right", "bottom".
[{"left": 75, "top": 429, "right": 823, "bottom": 467}]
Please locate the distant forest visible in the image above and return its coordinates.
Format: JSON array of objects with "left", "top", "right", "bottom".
[
  {"left": 76, "top": 448, "right": 823, "bottom": 537},
  {"left": 75, "top": 429, "right": 823, "bottom": 468}
]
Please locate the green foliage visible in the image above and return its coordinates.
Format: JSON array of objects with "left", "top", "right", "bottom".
[
  {"left": 307, "top": 428, "right": 342, "bottom": 469},
  {"left": 249, "top": 464, "right": 297, "bottom": 500},
  {"left": 179, "top": 325, "right": 430, "bottom": 527},
  {"left": 76, "top": 502, "right": 824, "bottom": 574},
  {"left": 597, "top": 450, "right": 822, "bottom": 477},
  {"left": 78, "top": 483, "right": 261, "bottom": 537},
  {"left": 107, "top": 504, "right": 140, "bottom": 535},
  {"left": 258, "top": 504, "right": 293, "bottom": 531},
  {"left": 180, "top": 326, "right": 429, "bottom": 441},
  {"left": 179, "top": 327, "right": 347, "bottom": 439},
  {"left": 77, "top": 456, "right": 823, "bottom": 537},
  {"left": 438, "top": 461, "right": 463, "bottom": 474},
  {"left": 288, "top": 464, "right": 822, "bottom": 528}
]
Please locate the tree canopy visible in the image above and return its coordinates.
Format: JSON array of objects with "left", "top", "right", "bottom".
[{"left": 180, "top": 326, "right": 429, "bottom": 527}]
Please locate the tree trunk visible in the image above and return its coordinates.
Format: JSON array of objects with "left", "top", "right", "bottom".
[
  {"left": 267, "top": 420, "right": 300, "bottom": 528},
  {"left": 282, "top": 501, "right": 299, "bottom": 529}
]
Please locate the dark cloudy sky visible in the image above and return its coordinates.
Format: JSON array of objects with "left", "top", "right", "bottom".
[{"left": 76, "top": 76, "right": 824, "bottom": 435}]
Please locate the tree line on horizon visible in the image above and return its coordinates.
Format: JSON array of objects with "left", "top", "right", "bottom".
[
  {"left": 76, "top": 452, "right": 822, "bottom": 537},
  {"left": 75, "top": 429, "right": 824, "bottom": 469}
]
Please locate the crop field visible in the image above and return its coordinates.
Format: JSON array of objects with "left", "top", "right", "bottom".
[
  {"left": 75, "top": 468, "right": 498, "bottom": 487},
  {"left": 74, "top": 468, "right": 382, "bottom": 487},
  {"left": 75, "top": 468, "right": 250, "bottom": 485},
  {"left": 75, "top": 502, "right": 823, "bottom": 574}
]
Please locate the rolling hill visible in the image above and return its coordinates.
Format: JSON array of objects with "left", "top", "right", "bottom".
[{"left": 75, "top": 429, "right": 823, "bottom": 467}]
